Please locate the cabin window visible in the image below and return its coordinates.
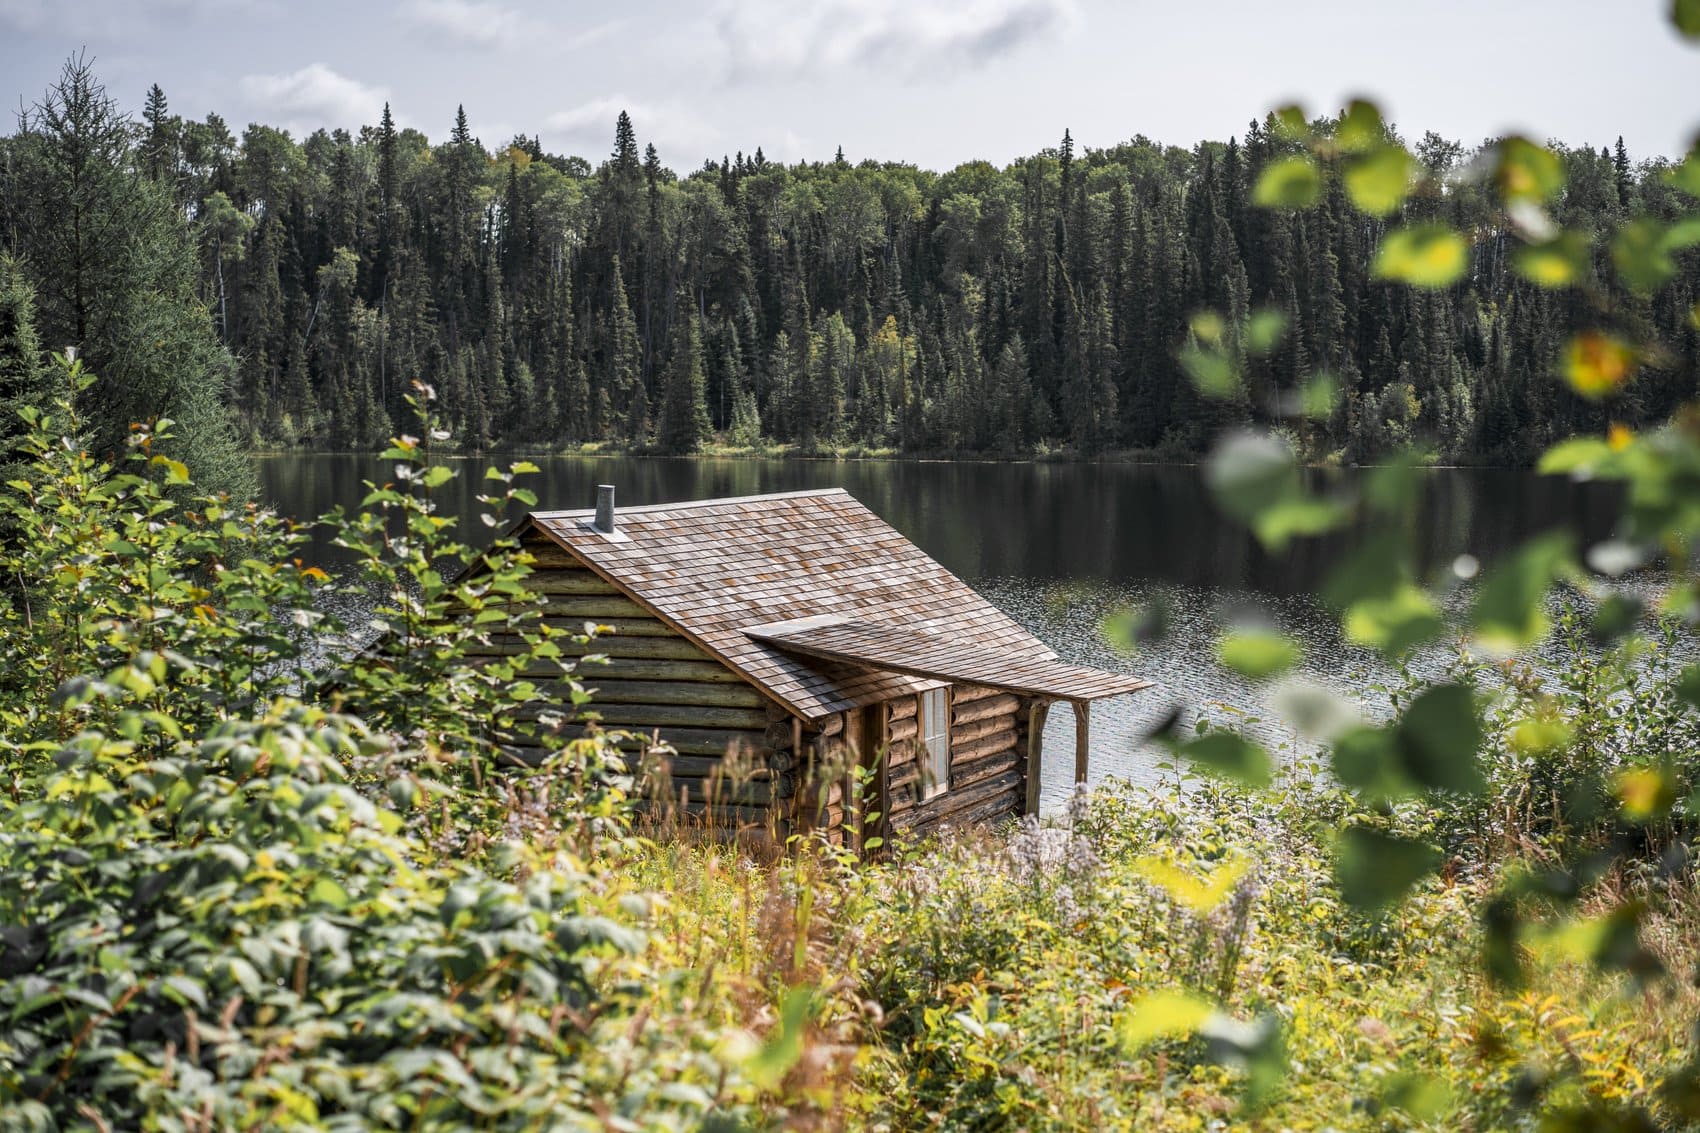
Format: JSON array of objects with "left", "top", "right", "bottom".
[{"left": 920, "top": 688, "right": 950, "bottom": 799}]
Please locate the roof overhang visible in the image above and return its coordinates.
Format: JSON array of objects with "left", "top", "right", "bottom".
[{"left": 744, "top": 615, "right": 1152, "bottom": 704}]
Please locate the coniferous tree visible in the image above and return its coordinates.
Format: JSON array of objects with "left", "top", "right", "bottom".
[{"left": 658, "top": 309, "right": 710, "bottom": 453}]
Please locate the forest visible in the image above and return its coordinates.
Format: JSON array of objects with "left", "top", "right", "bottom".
[{"left": 2, "top": 57, "right": 1697, "bottom": 479}]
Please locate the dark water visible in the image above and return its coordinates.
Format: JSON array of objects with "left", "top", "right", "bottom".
[{"left": 261, "top": 454, "right": 1625, "bottom": 807}]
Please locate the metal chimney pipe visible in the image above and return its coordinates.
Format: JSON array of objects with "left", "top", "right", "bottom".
[{"left": 594, "top": 484, "right": 616, "bottom": 534}]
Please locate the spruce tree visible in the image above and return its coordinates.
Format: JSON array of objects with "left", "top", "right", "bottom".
[
  {"left": 0, "top": 253, "right": 50, "bottom": 494},
  {"left": 658, "top": 310, "right": 711, "bottom": 453}
]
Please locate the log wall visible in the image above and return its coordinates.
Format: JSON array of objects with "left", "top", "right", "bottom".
[
  {"left": 479, "top": 533, "right": 792, "bottom": 850},
  {"left": 885, "top": 684, "right": 1039, "bottom": 840}
]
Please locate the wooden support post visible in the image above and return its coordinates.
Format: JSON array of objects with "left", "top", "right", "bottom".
[
  {"left": 1025, "top": 700, "right": 1050, "bottom": 815},
  {"left": 1072, "top": 700, "right": 1090, "bottom": 785}
]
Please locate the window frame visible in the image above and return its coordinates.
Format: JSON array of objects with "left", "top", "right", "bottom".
[{"left": 919, "top": 687, "right": 951, "bottom": 800}]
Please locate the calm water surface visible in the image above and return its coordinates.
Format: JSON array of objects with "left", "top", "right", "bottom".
[{"left": 261, "top": 454, "right": 1625, "bottom": 808}]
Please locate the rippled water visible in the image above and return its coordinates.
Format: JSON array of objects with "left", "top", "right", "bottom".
[{"left": 260, "top": 453, "right": 1630, "bottom": 808}]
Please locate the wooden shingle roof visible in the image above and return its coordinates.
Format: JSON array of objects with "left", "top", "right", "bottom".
[
  {"left": 524, "top": 489, "right": 1146, "bottom": 721},
  {"left": 745, "top": 616, "right": 1152, "bottom": 702}
]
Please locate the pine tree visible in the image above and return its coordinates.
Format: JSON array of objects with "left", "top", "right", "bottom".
[
  {"left": 658, "top": 310, "right": 711, "bottom": 453},
  {"left": 0, "top": 254, "right": 50, "bottom": 494}
]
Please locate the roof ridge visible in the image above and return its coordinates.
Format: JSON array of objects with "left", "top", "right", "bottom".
[{"left": 529, "top": 486, "right": 853, "bottom": 519}]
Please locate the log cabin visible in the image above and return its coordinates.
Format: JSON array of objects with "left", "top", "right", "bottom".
[{"left": 487, "top": 486, "right": 1150, "bottom": 851}]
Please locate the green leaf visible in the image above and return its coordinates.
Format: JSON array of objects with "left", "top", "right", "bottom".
[
  {"left": 1344, "top": 586, "right": 1444, "bottom": 655},
  {"left": 745, "top": 986, "right": 816, "bottom": 1090},
  {"left": 1118, "top": 990, "right": 1215, "bottom": 1050},
  {"left": 1335, "top": 99, "right": 1385, "bottom": 152},
  {"left": 1513, "top": 231, "right": 1590, "bottom": 288},
  {"left": 1331, "top": 726, "right": 1409, "bottom": 798},
  {"left": 1253, "top": 496, "right": 1352, "bottom": 550},
  {"left": 1218, "top": 629, "right": 1302, "bottom": 679},
  {"left": 1380, "top": 1072, "right": 1455, "bottom": 1120},
  {"left": 1344, "top": 146, "right": 1415, "bottom": 216},
  {"left": 1395, "top": 683, "right": 1484, "bottom": 794},
  {"left": 1674, "top": 664, "right": 1700, "bottom": 709},
  {"left": 1206, "top": 433, "right": 1298, "bottom": 524},
  {"left": 1612, "top": 219, "right": 1676, "bottom": 294},
  {"left": 420, "top": 465, "right": 456, "bottom": 489},
  {"left": 1179, "top": 344, "right": 1239, "bottom": 400},
  {"left": 1494, "top": 137, "right": 1565, "bottom": 204},
  {"left": 1668, "top": 148, "right": 1700, "bottom": 197},
  {"left": 1336, "top": 827, "right": 1441, "bottom": 910},
  {"left": 1537, "top": 437, "right": 1614, "bottom": 475},
  {"left": 1253, "top": 156, "right": 1322, "bottom": 209},
  {"left": 1471, "top": 532, "right": 1574, "bottom": 652},
  {"left": 1244, "top": 309, "right": 1288, "bottom": 355},
  {"left": 1372, "top": 224, "right": 1469, "bottom": 288},
  {"left": 1176, "top": 732, "right": 1273, "bottom": 788},
  {"left": 1675, "top": 0, "right": 1700, "bottom": 39}
]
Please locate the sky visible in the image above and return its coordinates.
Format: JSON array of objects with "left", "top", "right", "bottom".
[{"left": 0, "top": 0, "right": 1695, "bottom": 172}]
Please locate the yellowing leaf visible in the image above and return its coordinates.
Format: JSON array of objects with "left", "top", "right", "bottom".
[
  {"left": 1344, "top": 146, "right": 1415, "bottom": 216},
  {"left": 1513, "top": 232, "right": 1590, "bottom": 288},
  {"left": 1561, "top": 332, "right": 1637, "bottom": 399},
  {"left": 1132, "top": 854, "right": 1251, "bottom": 912},
  {"left": 1372, "top": 224, "right": 1469, "bottom": 288},
  {"left": 1494, "top": 137, "right": 1565, "bottom": 204},
  {"left": 1616, "top": 767, "right": 1677, "bottom": 820},
  {"left": 1118, "top": 990, "right": 1215, "bottom": 1050}
]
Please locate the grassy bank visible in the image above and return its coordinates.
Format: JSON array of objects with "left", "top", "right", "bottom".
[{"left": 621, "top": 774, "right": 1699, "bottom": 1129}]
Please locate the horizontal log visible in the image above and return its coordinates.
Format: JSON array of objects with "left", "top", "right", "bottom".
[
  {"left": 539, "top": 617, "right": 677, "bottom": 638},
  {"left": 950, "top": 685, "right": 1005, "bottom": 706},
  {"left": 467, "top": 635, "right": 712, "bottom": 661},
  {"left": 523, "top": 595, "right": 651, "bottom": 619},
  {"left": 642, "top": 777, "right": 786, "bottom": 806},
  {"left": 543, "top": 703, "right": 769, "bottom": 730},
  {"left": 544, "top": 725, "right": 768, "bottom": 757},
  {"left": 632, "top": 801, "right": 775, "bottom": 827},
  {"left": 954, "top": 694, "right": 1022, "bottom": 726},
  {"left": 887, "top": 717, "right": 917, "bottom": 743},
  {"left": 624, "top": 753, "right": 769, "bottom": 779},
  {"left": 556, "top": 658, "right": 741, "bottom": 683},
  {"left": 548, "top": 679, "right": 766, "bottom": 709},
  {"left": 951, "top": 715, "right": 1019, "bottom": 748},
  {"left": 951, "top": 731, "right": 1019, "bottom": 767},
  {"left": 809, "top": 714, "right": 844, "bottom": 738},
  {"left": 888, "top": 697, "right": 917, "bottom": 722},
  {"left": 497, "top": 732, "right": 771, "bottom": 764},
  {"left": 952, "top": 751, "right": 1022, "bottom": 792},
  {"left": 519, "top": 541, "right": 584, "bottom": 570},
  {"left": 903, "top": 786, "right": 1022, "bottom": 839},
  {"left": 523, "top": 568, "right": 625, "bottom": 595}
]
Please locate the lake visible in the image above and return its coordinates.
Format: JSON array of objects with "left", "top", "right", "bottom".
[{"left": 260, "top": 453, "right": 1625, "bottom": 808}]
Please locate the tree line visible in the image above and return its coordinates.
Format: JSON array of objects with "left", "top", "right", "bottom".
[{"left": 2, "top": 57, "right": 1697, "bottom": 487}]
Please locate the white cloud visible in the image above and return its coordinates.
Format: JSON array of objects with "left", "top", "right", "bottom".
[
  {"left": 3, "top": 0, "right": 269, "bottom": 34},
  {"left": 544, "top": 95, "right": 724, "bottom": 165},
  {"left": 401, "top": 0, "right": 530, "bottom": 50},
  {"left": 712, "top": 0, "right": 1079, "bottom": 79},
  {"left": 238, "top": 63, "right": 389, "bottom": 134}
]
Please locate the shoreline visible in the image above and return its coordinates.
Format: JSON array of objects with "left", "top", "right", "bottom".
[{"left": 249, "top": 446, "right": 1531, "bottom": 473}]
